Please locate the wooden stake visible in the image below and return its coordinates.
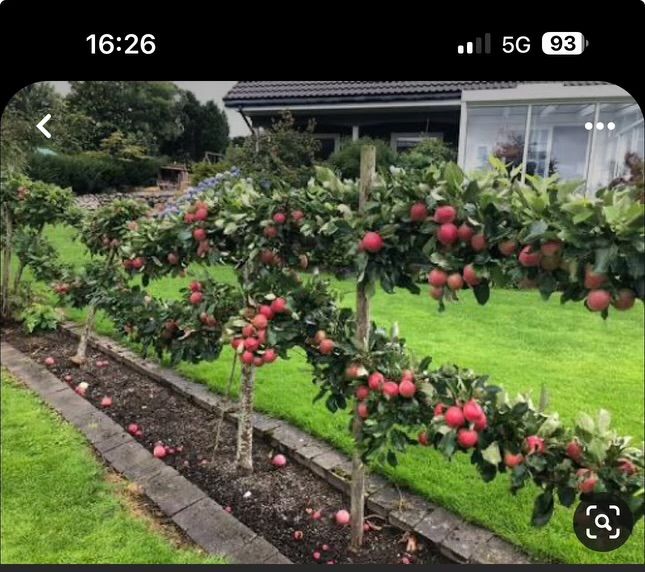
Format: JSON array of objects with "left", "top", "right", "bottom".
[{"left": 350, "top": 145, "right": 376, "bottom": 551}]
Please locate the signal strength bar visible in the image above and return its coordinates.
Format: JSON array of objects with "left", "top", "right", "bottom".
[{"left": 457, "top": 33, "right": 491, "bottom": 55}]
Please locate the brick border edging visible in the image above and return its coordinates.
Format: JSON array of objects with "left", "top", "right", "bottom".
[
  {"left": 0, "top": 342, "right": 291, "bottom": 565},
  {"left": 59, "top": 323, "right": 532, "bottom": 564}
]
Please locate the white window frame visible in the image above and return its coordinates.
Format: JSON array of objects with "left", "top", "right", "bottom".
[
  {"left": 391, "top": 131, "right": 443, "bottom": 152},
  {"left": 458, "top": 97, "right": 640, "bottom": 194},
  {"left": 313, "top": 133, "right": 341, "bottom": 154}
]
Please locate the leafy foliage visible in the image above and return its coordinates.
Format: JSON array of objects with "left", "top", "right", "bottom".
[
  {"left": 396, "top": 138, "right": 457, "bottom": 170},
  {"left": 327, "top": 137, "right": 397, "bottom": 179},
  {"left": 19, "top": 303, "right": 63, "bottom": 333},
  {"left": 28, "top": 152, "right": 163, "bottom": 195},
  {"left": 224, "top": 111, "right": 320, "bottom": 187}
]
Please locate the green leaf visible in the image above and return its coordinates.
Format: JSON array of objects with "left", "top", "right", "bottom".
[
  {"left": 531, "top": 489, "right": 554, "bottom": 527},
  {"left": 557, "top": 485, "right": 577, "bottom": 508},
  {"left": 481, "top": 441, "right": 502, "bottom": 466},
  {"left": 473, "top": 282, "right": 490, "bottom": 306},
  {"left": 597, "top": 409, "right": 611, "bottom": 433},
  {"left": 523, "top": 220, "right": 549, "bottom": 243}
]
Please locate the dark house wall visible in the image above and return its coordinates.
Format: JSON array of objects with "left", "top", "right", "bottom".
[{"left": 249, "top": 109, "right": 460, "bottom": 156}]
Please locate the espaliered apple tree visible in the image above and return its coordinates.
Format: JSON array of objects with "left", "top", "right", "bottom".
[
  {"left": 61, "top": 199, "right": 149, "bottom": 365},
  {"left": 114, "top": 157, "right": 643, "bottom": 548},
  {"left": 119, "top": 170, "right": 356, "bottom": 474},
  {"left": 0, "top": 174, "right": 78, "bottom": 318}
]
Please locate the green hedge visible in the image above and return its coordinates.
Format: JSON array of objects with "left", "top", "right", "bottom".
[{"left": 28, "top": 152, "right": 163, "bottom": 195}]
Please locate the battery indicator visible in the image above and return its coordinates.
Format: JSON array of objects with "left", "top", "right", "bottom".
[{"left": 542, "top": 32, "right": 588, "bottom": 55}]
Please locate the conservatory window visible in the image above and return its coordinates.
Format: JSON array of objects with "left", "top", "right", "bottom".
[
  {"left": 587, "top": 102, "right": 644, "bottom": 191},
  {"left": 526, "top": 104, "right": 594, "bottom": 181},
  {"left": 463, "top": 101, "right": 644, "bottom": 193},
  {"left": 462, "top": 106, "right": 528, "bottom": 173}
]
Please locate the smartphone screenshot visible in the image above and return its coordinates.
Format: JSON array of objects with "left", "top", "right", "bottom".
[{"left": 1, "top": 1, "right": 643, "bottom": 570}]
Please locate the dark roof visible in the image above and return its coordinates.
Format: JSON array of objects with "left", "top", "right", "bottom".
[{"left": 223, "top": 81, "right": 607, "bottom": 108}]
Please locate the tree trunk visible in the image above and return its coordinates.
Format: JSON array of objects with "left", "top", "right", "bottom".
[
  {"left": 350, "top": 145, "right": 376, "bottom": 551},
  {"left": 1, "top": 205, "right": 13, "bottom": 318},
  {"left": 12, "top": 260, "right": 25, "bottom": 295},
  {"left": 236, "top": 364, "right": 255, "bottom": 474},
  {"left": 71, "top": 304, "right": 97, "bottom": 365}
]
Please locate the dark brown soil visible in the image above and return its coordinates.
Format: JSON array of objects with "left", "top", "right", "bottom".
[{"left": 4, "top": 324, "right": 448, "bottom": 565}]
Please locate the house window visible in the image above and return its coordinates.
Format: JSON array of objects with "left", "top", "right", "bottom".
[
  {"left": 313, "top": 134, "right": 340, "bottom": 159},
  {"left": 526, "top": 104, "right": 594, "bottom": 180},
  {"left": 392, "top": 132, "right": 442, "bottom": 153},
  {"left": 587, "top": 102, "right": 644, "bottom": 190},
  {"left": 462, "top": 102, "right": 644, "bottom": 193},
  {"left": 463, "top": 106, "right": 529, "bottom": 172}
]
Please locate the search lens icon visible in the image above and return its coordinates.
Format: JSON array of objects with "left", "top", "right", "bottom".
[{"left": 594, "top": 513, "right": 612, "bottom": 531}]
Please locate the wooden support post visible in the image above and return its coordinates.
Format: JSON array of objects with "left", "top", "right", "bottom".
[{"left": 350, "top": 145, "right": 376, "bottom": 551}]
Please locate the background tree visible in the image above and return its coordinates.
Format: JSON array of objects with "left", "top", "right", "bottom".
[
  {"left": 0, "top": 83, "right": 63, "bottom": 172},
  {"left": 162, "top": 91, "right": 229, "bottom": 162},
  {"left": 66, "top": 81, "right": 181, "bottom": 154},
  {"left": 225, "top": 111, "right": 320, "bottom": 187}
]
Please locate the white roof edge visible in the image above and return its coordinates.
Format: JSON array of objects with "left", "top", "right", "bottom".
[
  {"left": 240, "top": 99, "right": 462, "bottom": 113},
  {"left": 462, "top": 83, "right": 633, "bottom": 102}
]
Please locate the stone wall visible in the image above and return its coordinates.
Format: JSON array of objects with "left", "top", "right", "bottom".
[{"left": 76, "top": 189, "right": 177, "bottom": 210}]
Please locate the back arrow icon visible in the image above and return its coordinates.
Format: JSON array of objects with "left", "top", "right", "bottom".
[{"left": 37, "top": 114, "right": 52, "bottom": 139}]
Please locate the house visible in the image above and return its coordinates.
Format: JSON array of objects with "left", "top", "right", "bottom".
[{"left": 223, "top": 81, "right": 644, "bottom": 192}]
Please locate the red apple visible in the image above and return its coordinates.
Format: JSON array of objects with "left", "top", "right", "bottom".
[
  {"left": 319, "top": 339, "right": 335, "bottom": 355},
  {"left": 518, "top": 246, "right": 541, "bottom": 267},
  {"left": 101, "top": 396, "right": 113, "bottom": 408},
  {"left": 271, "top": 297, "right": 288, "bottom": 314},
  {"left": 335, "top": 510, "right": 350, "bottom": 526},
  {"left": 433, "top": 205, "right": 457, "bottom": 224},
  {"left": 504, "top": 452, "right": 524, "bottom": 468},
  {"left": 437, "top": 223, "right": 459, "bottom": 246},
  {"left": 447, "top": 273, "right": 464, "bottom": 290},
  {"left": 368, "top": 372, "right": 384, "bottom": 391},
  {"left": 153, "top": 445, "right": 167, "bottom": 459},
  {"left": 613, "top": 289, "right": 636, "bottom": 311},
  {"left": 355, "top": 386, "right": 370, "bottom": 401},
  {"left": 252, "top": 314, "right": 269, "bottom": 330},
  {"left": 357, "top": 402, "right": 369, "bottom": 419},
  {"left": 457, "top": 428, "right": 479, "bottom": 449},
  {"left": 584, "top": 266, "right": 607, "bottom": 289},
  {"left": 418, "top": 431, "right": 429, "bottom": 446},
  {"left": 462, "top": 264, "right": 480, "bottom": 287},
  {"left": 382, "top": 381, "right": 399, "bottom": 398},
  {"left": 587, "top": 289, "right": 611, "bottom": 312},
  {"left": 463, "top": 399, "right": 484, "bottom": 422},
  {"left": 428, "top": 269, "right": 447, "bottom": 287},
  {"left": 193, "top": 228, "right": 207, "bottom": 241},
  {"left": 457, "top": 223, "right": 475, "bottom": 243},
  {"left": 410, "top": 202, "right": 429, "bottom": 222},
  {"left": 429, "top": 286, "right": 443, "bottom": 300},
  {"left": 525, "top": 435, "right": 546, "bottom": 455},
  {"left": 398, "top": 379, "right": 416, "bottom": 398},
  {"left": 263, "top": 349, "right": 278, "bottom": 364},
  {"left": 272, "top": 454, "right": 287, "bottom": 468},
  {"left": 445, "top": 406, "right": 465, "bottom": 428},
  {"left": 470, "top": 233, "right": 487, "bottom": 252},
  {"left": 189, "top": 291, "right": 203, "bottom": 305},
  {"left": 167, "top": 252, "right": 179, "bottom": 265},
  {"left": 499, "top": 240, "right": 517, "bottom": 257},
  {"left": 361, "top": 232, "right": 384, "bottom": 253}
]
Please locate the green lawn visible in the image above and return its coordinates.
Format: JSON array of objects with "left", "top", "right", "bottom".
[
  {"left": 0, "top": 372, "right": 225, "bottom": 564},
  {"left": 24, "top": 224, "right": 645, "bottom": 563}
]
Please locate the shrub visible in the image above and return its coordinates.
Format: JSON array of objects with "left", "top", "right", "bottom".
[
  {"left": 223, "top": 112, "right": 320, "bottom": 188},
  {"left": 396, "top": 138, "right": 457, "bottom": 170},
  {"left": 327, "top": 137, "right": 398, "bottom": 179},
  {"left": 19, "top": 303, "right": 62, "bottom": 334},
  {"left": 191, "top": 161, "right": 232, "bottom": 185},
  {"left": 28, "top": 152, "right": 163, "bottom": 195}
]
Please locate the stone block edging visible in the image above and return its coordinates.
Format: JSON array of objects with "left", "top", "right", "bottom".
[
  {"left": 0, "top": 342, "right": 291, "bottom": 565},
  {"left": 58, "top": 323, "right": 532, "bottom": 564}
]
